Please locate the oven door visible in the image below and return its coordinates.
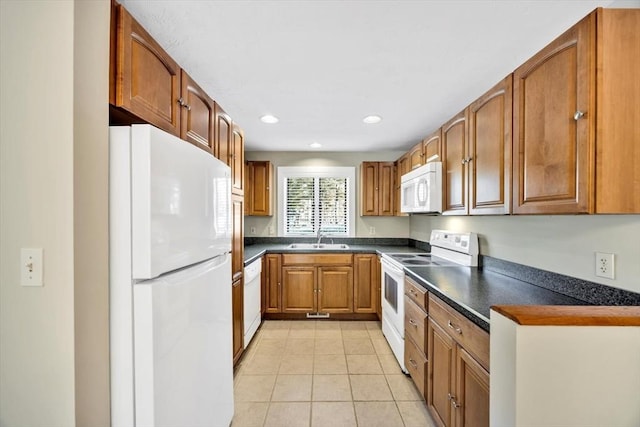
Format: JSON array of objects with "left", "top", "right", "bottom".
[{"left": 380, "top": 257, "right": 405, "bottom": 336}]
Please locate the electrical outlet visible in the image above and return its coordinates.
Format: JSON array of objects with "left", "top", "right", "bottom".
[
  {"left": 369, "top": 227, "right": 376, "bottom": 235},
  {"left": 595, "top": 252, "right": 615, "bottom": 279},
  {"left": 250, "top": 227, "right": 256, "bottom": 234}
]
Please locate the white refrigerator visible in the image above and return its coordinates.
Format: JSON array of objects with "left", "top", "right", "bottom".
[{"left": 109, "top": 125, "right": 234, "bottom": 427}]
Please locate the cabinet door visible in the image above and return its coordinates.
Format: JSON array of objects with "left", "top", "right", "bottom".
[
  {"left": 318, "top": 266, "right": 353, "bottom": 313},
  {"left": 395, "top": 157, "right": 409, "bottom": 217},
  {"left": 423, "top": 129, "right": 442, "bottom": 163},
  {"left": 513, "top": 15, "right": 593, "bottom": 214},
  {"left": 231, "top": 195, "right": 244, "bottom": 282},
  {"left": 408, "top": 141, "right": 424, "bottom": 170},
  {"left": 428, "top": 319, "right": 456, "bottom": 427},
  {"left": 245, "top": 162, "right": 253, "bottom": 215},
  {"left": 455, "top": 347, "right": 489, "bottom": 427},
  {"left": 442, "top": 110, "right": 469, "bottom": 215},
  {"left": 468, "top": 75, "right": 512, "bottom": 215},
  {"left": 231, "top": 125, "right": 245, "bottom": 196},
  {"left": 264, "top": 254, "right": 282, "bottom": 313},
  {"left": 354, "top": 254, "right": 378, "bottom": 313},
  {"left": 232, "top": 277, "right": 244, "bottom": 364},
  {"left": 179, "top": 70, "right": 215, "bottom": 154},
  {"left": 215, "top": 103, "right": 232, "bottom": 164},
  {"left": 361, "top": 162, "right": 379, "bottom": 216},
  {"left": 114, "top": 5, "right": 181, "bottom": 136},
  {"left": 247, "top": 161, "right": 272, "bottom": 216},
  {"left": 282, "top": 267, "right": 316, "bottom": 313},
  {"left": 378, "top": 162, "right": 395, "bottom": 216}
]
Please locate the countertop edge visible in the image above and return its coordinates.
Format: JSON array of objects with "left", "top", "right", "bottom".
[
  {"left": 405, "top": 269, "right": 491, "bottom": 332},
  {"left": 491, "top": 305, "right": 640, "bottom": 326}
]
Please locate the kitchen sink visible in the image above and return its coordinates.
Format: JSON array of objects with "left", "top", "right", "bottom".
[{"left": 287, "top": 243, "right": 350, "bottom": 250}]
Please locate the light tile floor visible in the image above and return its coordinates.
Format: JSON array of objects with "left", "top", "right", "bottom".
[{"left": 232, "top": 320, "right": 437, "bottom": 427}]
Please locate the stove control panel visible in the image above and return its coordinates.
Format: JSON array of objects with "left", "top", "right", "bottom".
[{"left": 430, "top": 230, "right": 478, "bottom": 256}]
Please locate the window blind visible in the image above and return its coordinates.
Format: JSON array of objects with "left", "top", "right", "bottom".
[{"left": 284, "top": 176, "right": 349, "bottom": 235}]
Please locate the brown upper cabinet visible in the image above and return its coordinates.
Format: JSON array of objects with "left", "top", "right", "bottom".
[
  {"left": 441, "top": 110, "right": 469, "bottom": 215},
  {"left": 231, "top": 124, "right": 245, "bottom": 196},
  {"left": 111, "top": 5, "right": 220, "bottom": 156},
  {"left": 361, "top": 162, "right": 395, "bottom": 216},
  {"left": 408, "top": 141, "right": 425, "bottom": 170},
  {"left": 246, "top": 161, "right": 273, "bottom": 216},
  {"left": 439, "top": 75, "right": 512, "bottom": 216},
  {"left": 180, "top": 70, "right": 216, "bottom": 154},
  {"left": 422, "top": 129, "right": 442, "bottom": 163},
  {"left": 468, "top": 75, "right": 513, "bottom": 215},
  {"left": 513, "top": 8, "right": 640, "bottom": 214},
  {"left": 111, "top": 4, "right": 181, "bottom": 136},
  {"left": 394, "top": 155, "right": 410, "bottom": 216},
  {"left": 215, "top": 103, "right": 232, "bottom": 165}
]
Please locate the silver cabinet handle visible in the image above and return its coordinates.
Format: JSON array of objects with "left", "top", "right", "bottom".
[
  {"left": 409, "top": 319, "right": 417, "bottom": 327},
  {"left": 461, "top": 158, "right": 467, "bottom": 165},
  {"left": 448, "top": 320, "right": 462, "bottom": 335},
  {"left": 448, "top": 393, "right": 461, "bottom": 408},
  {"left": 408, "top": 358, "right": 418, "bottom": 368},
  {"left": 177, "top": 98, "right": 191, "bottom": 111},
  {"left": 574, "top": 110, "right": 585, "bottom": 120}
]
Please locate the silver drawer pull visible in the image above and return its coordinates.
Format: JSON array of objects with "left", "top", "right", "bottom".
[
  {"left": 447, "top": 393, "right": 461, "bottom": 408},
  {"left": 448, "top": 320, "right": 462, "bottom": 335},
  {"left": 409, "top": 319, "right": 417, "bottom": 327},
  {"left": 574, "top": 110, "right": 585, "bottom": 120},
  {"left": 408, "top": 358, "right": 418, "bottom": 368}
]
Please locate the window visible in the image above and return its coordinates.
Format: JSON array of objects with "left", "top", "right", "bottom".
[{"left": 278, "top": 167, "right": 355, "bottom": 237}]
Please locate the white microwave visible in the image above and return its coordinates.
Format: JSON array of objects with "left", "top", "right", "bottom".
[{"left": 400, "top": 162, "right": 442, "bottom": 213}]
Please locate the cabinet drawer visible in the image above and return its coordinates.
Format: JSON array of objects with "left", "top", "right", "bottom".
[
  {"left": 405, "top": 277, "right": 428, "bottom": 311},
  {"left": 428, "top": 294, "right": 489, "bottom": 371},
  {"left": 282, "top": 253, "right": 353, "bottom": 265},
  {"left": 405, "top": 336, "right": 427, "bottom": 399},
  {"left": 404, "top": 296, "right": 427, "bottom": 354}
]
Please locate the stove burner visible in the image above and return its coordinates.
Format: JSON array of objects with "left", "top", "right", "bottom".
[
  {"left": 393, "top": 254, "right": 415, "bottom": 259},
  {"left": 403, "top": 259, "right": 433, "bottom": 265}
]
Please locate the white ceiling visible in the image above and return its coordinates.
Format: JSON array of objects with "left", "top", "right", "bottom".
[{"left": 120, "top": 0, "right": 630, "bottom": 152}]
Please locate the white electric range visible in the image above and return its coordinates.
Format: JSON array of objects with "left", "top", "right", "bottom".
[{"left": 380, "top": 230, "right": 478, "bottom": 372}]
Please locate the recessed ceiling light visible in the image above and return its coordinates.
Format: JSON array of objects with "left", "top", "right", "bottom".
[
  {"left": 260, "top": 114, "right": 279, "bottom": 124},
  {"left": 309, "top": 142, "right": 322, "bottom": 148},
  {"left": 363, "top": 115, "right": 382, "bottom": 124}
]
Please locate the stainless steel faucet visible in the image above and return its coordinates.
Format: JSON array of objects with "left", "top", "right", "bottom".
[{"left": 317, "top": 228, "right": 324, "bottom": 245}]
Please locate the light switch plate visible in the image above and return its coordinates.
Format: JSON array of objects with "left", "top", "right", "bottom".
[{"left": 21, "top": 248, "right": 43, "bottom": 286}]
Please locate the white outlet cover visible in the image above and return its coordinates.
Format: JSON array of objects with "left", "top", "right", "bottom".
[{"left": 595, "top": 252, "right": 615, "bottom": 280}]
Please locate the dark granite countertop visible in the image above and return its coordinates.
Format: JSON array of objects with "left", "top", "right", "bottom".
[
  {"left": 241, "top": 241, "right": 637, "bottom": 333},
  {"left": 404, "top": 266, "right": 589, "bottom": 332},
  {"left": 243, "top": 243, "right": 426, "bottom": 266}
]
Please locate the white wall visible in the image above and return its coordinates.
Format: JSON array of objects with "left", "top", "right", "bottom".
[
  {"left": 0, "top": 1, "right": 110, "bottom": 426},
  {"left": 245, "top": 151, "right": 411, "bottom": 238},
  {"left": 73, "top": 0, "right": 110, "bottom": 425},
  {"left": 491, "top": 311, "right": 640, "bottom": 426},
  {"left": 410, "top": 215, "right": 640, "bottom": 294}
]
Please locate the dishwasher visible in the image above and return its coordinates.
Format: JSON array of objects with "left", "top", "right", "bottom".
[{"left": 243, "top": 258, "right": 262, "bottom": 348}]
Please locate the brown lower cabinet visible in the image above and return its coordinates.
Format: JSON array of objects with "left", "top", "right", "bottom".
[
  {"left": 232, "top": 277, "right": 243, "bottom": 364},
  {"left": 264, "top": 254, "right": 282, "bottom": 313},
  {"left": 281, "top": 254, "right": 353, "bottom": 314},
  {"left": 263, "top": 253, "right": 380, "bottom": 317},
  {"left": 354, "top": 254, "right": 379, "bottom": 313},
  {"left": 427, "top": 294, "right": 489, "bottom": 427}
]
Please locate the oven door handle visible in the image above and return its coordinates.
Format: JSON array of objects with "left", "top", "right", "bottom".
[{"left": 381, "top": 258, "right": 404, "bottom": 275}]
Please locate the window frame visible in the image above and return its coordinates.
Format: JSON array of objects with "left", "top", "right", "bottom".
[{"left": 277, "top": 166, "right": 356, "bottom": 237}]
